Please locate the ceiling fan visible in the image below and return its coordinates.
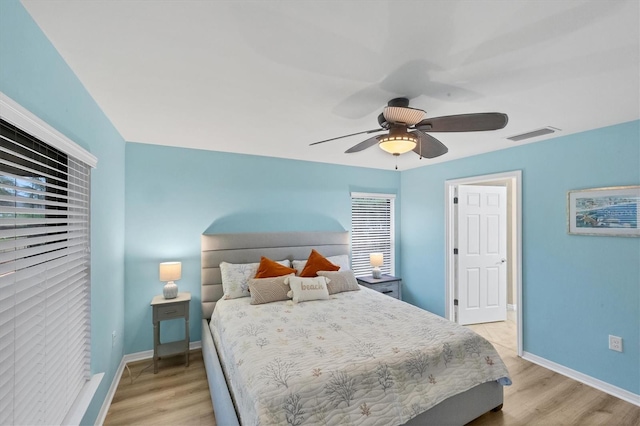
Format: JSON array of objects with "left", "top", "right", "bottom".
[{"left": 310, "top": 98, "right": 508, "bottom": 164}]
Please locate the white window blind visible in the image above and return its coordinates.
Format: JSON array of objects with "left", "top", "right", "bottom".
[
  {"left": 350, "top": 193, "right": 395, "bottom": 277},
  {"left": 0, "top": 116, "right": 92, "bottom": 425}
]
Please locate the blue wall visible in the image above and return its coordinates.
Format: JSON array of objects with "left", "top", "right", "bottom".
[
  {"left": 124, "top": 143, "right": 401, "bottom": 353},
  {"left": 400, "top": 121, "right": 640, "bottom": 394},
  {"left": 0, "top": 1, "right": 126, "bottom": 424},
  {"left": 3, "top": 0, "right": 638, "bottom": 415}
]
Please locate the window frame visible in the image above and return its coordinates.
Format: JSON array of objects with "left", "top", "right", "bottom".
[
  {"left": 0, "top": 92, "right": 100, "bottom": 425},
  {"left": 350, "top": 192, "right": 396, "bottom": 277}
]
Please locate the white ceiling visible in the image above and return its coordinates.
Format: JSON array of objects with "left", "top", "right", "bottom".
[{"left": 22, "top": 0, "right": 640, "bottom": 171}]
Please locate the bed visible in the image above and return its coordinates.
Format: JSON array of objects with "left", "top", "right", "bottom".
[{"left": 201, "top": 231, "right": 510, "bottom": 426}]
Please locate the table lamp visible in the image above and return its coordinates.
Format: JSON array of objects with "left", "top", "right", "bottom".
[
  {"left": 370, "top": 253, "right": 383, "bottom": 279},
  {"left": 159, "top": 261, "right": 181, "bottom": 299}
]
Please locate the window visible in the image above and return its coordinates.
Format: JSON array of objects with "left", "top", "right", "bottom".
[
  {"left": 350, "top": 192, "right": 395, "bottom": 277},
  {"left": 0, "top": 94, "right": 96, "bottom": 425}
]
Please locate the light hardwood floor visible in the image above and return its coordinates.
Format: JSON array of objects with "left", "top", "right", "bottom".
[
  {"left": 466, "top": 312, "right": 640, "bottom": 425},
  {"left": 104, "top": 351, "right": 215, "bottom": 426},
  {"left": 105, "top": 321, "right": 639, "bottom": 425}
]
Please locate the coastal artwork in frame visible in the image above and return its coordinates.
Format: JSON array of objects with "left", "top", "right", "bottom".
[{"left": 568, "top": 186, "right": 640, "bottom": 237}]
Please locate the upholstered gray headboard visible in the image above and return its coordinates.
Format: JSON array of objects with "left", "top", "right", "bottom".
[{"left": 201, "top": 231, "right": 350, "bottom": 319}]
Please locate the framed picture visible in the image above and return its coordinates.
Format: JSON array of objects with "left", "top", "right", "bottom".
[{"left": 568, "top": 186, "right": 640, "bottom": 237}]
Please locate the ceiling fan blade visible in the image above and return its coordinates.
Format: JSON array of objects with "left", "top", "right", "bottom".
[
  {"left": 345, "top": 135, "right": 384, "bottom": 153},
  {"left": 332, "top": 86, "right": 393, "bottom": 119},
  {"left": 415, "top": 113, "right": 508, "bottom": 132},
  {"left": 309, "top": 128, "right": 384, "bottom": 146},
  {"left": 412, "top": 131, "right": 449, "bottom": 159}
]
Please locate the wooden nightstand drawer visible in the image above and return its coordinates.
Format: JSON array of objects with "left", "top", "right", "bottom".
[
  {"left": 373, "top": 282, "right": 399, "bottom": 299},
  {"left": 156, "top": 303, "right": 185, "bottom": 320},
  {"left": 356, "top": 275, "right": 402, "bottom": 300}
]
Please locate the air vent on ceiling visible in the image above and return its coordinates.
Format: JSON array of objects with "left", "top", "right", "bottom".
[{"left": 507, "top": 127, "right": 560, "bottom": 142}]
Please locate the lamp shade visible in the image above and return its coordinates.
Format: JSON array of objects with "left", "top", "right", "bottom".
[
  {"left": 379, "top": 136, "right": 417, "bottom": 155},
  {"left": 379, "top": 126, "right": 418, "bottom": 155},
  {"left": 159, "top": 262, "right": 181, "bottom": 282},
  {"left": 370, "top": 253, "right": 384, "bottom": 267}
]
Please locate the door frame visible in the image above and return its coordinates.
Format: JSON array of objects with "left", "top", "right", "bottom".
[{"left": 444, "top": 170, "right": 523, "bottom": 356}]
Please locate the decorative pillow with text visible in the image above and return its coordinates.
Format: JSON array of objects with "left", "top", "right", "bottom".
[{"left": 285, "top": 276, "right": 330, "bottom": 303}]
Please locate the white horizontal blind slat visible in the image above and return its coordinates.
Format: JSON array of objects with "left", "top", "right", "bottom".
[
  {"left": 0, "top": 304, "right": 13, "bottom": 425},
  {"left": 350, "top": 195, "right": 395, "bottom": 277},
  {"left": 0, "top": 194, "right": 79, "bottom": 211},
  {"left": 1, "top": 158, "right": 70, "bottom": 192},
  {"left": 0, "top": 173, "right": 89, "bottom": 204},
  {"left": 0, "top": 223, "right": 87, "bottom": 239},
  {"left": 0, "top": 247, "right": 74, "bottom": 276},
  {"left": 0, "top": 135, "right": 70, "bottom": 173},
  {"left": 0, "top": 111, "right": 92, "bottom": 425},
  {"left": 0, "top": 231, "right": 70, "bottom": 251}
]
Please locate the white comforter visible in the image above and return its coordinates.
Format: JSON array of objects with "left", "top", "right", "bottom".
[{"left": 210, "top": 286, "right": 510, "bottom": 426}]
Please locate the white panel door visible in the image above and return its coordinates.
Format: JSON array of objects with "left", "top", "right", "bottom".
[{"left": 457, "top": 185, "right": 507, "bottom": 325}]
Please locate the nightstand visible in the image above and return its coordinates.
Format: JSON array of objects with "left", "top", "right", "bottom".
[
  {"left": 357, "top": 275, "right": 402, "bottom": 300},
  {"left": 151, "top": 291, "right": 191, "bottom": 373}
]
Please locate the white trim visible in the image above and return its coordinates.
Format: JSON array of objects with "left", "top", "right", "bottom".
[
  {"left": 445, "top": 170, "right": 523, "bottom": 357},
  {"left": 522, "top": 351, "right": 640, "bottom": 407},
  {"left": 0, "top": 91, "right": 97, "bottom": 168},
  {"left": 123, "top": 349, "right": 154, "bottom": 365},
  {"left": 95, "top": 358, "right": 127, "bottom": 426},
  {"left": 350, "top": 192, "right": 397, "bottom": 276},
  {"left": 2, "top": 95, "right": 95, "bottom": 425},
  {"left": 62, "top": 373, "right": 104, "bottom": 426},
  {"left": 507, "top": 304, "right": 517, "bottom": 311},
  {"left": 95, "top": 341, "right": 202, "bottom": 425},
  {"left": 350, "top": 191, "right": 396, "bottom": 199},
  {"left": 191, "top": 339, "right": 203, "bottom": 350}
]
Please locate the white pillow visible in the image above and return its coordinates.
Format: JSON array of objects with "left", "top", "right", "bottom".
[
  {"left": 292, "top": 254, "right": 350, "bottom": 275},
  {"left": 220, "top": 259, "right": 291, "bottom": 299},
  {"left": 285, "top": 276, "right": 330, "bottom": 303}
]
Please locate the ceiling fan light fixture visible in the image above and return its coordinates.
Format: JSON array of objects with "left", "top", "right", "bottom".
[
  {"left": 379, "top": 134, "right": 417, "bottom": 155},
  {"left": 310, "top": 97, "right": 508, "bottom": 162}
]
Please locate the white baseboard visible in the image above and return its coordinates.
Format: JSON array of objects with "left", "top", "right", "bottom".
[
  {"left": 522, "top": 351, "right": 640, "bottom": 407},
  {"left": 95, "top": 357, "right": 127, "bottom": 426},
  {"left": 95, "top": 341, "right": 202, "bottom": 425},
  {"left": 507, "top": 304, "right": 517, "bottom": 311}
]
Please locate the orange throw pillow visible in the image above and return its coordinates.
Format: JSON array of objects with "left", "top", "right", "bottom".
[
  {"left": 299, "top": 249, "right": 340, "bottom": 277},
  {"left": 254, "top": 256, "right": 296, "bottom": 278}
]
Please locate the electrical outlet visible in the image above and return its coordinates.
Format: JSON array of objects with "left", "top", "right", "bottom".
[
  {"left": 112, "top": 330, "right": 117, "bottom": 347},
  {"left": 608, "top": 335, "right": 622, "bottom": 352}
]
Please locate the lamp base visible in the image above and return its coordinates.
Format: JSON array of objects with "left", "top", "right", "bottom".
[
  {"left": 163, "top": 281, "right": 178, "bottom": 299},
  {"left": 372, "top": 267, "right": 382, "bottom": 279}
]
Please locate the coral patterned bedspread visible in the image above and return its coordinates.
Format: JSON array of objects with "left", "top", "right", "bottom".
[{"left": 210, "top": 286, "right": 510, "bottom": 426}]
